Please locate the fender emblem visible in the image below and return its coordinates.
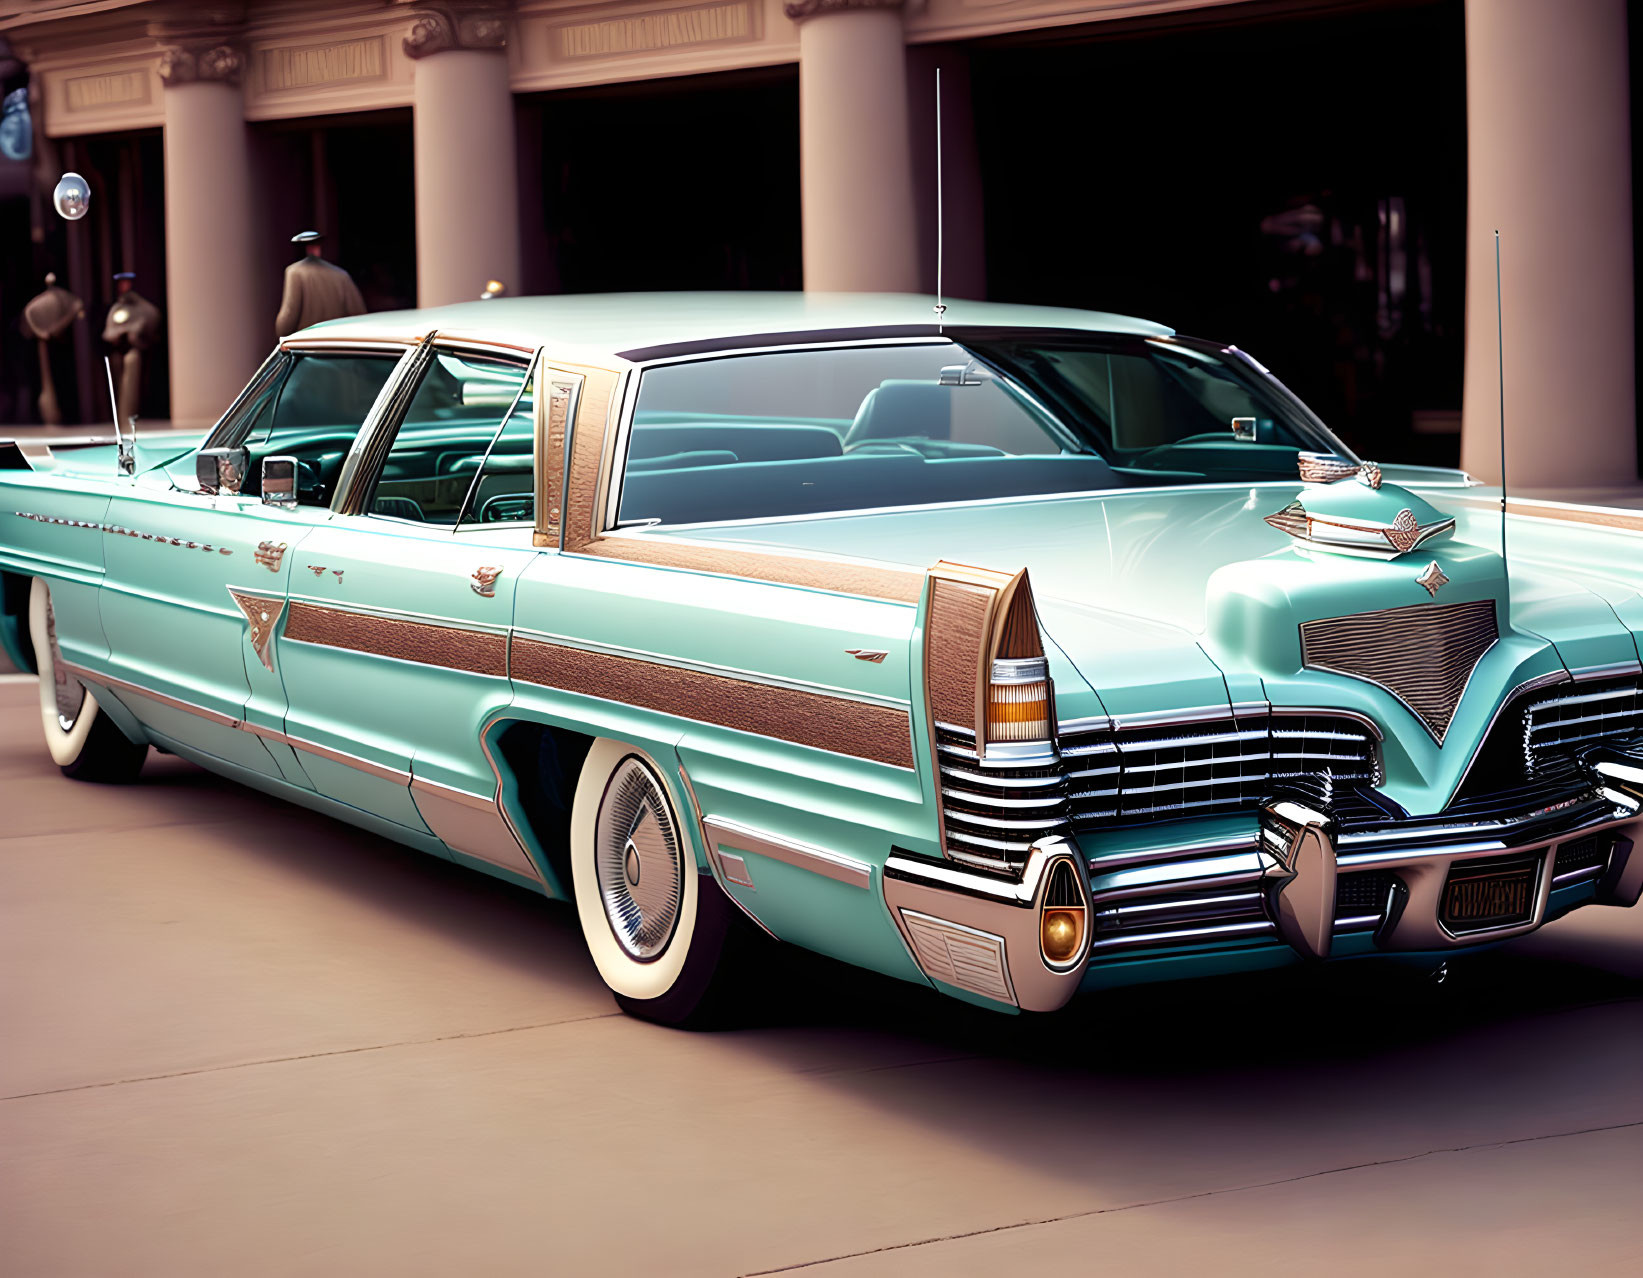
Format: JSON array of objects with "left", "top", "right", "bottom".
[
  {"left": 845, "top": 648, "right": 888, "bottom": 663},
  {"left": 471, "top": 565, "right": 503, "bottom": 597}
]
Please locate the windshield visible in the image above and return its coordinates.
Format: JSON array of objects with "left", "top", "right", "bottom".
[{"left": 615, "top": 332, "right": 1355, "bottom": 527}]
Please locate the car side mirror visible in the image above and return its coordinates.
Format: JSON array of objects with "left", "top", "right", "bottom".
[
  {"left": 196, "top": 446, "right": 249, "bottom": 495},
  {"left": 261, "top": 455, "right": 298, "bottom": 508}
]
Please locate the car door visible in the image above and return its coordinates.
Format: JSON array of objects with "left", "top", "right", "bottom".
[
  {"left": 97, "top": 345, "right": 406, "bottom": 783},
  {"left": 275, "top": 341, "right": 548, "bottom": 874}
]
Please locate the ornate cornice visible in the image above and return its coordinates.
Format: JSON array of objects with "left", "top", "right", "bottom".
[
  {"left": 784, "top": 0, "right": 903, "bottom": 20},
  {"left": 149, "top": 7, "right": 246, "bottom": 87},
  {"left": 398, "top": 2, "right": 511, "bottom": 59},
  {"left": 156, "top": 40, "right": 245, "bottom": 86}
]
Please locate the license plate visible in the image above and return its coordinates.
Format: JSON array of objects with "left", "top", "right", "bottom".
[{"left": 1441, "top": 857, "right": 1537, "bottom": 932}]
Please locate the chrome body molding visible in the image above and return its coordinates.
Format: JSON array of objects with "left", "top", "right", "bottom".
[
  {"left": 676, "top": 765, "right": 778, "bottom": 939},
  {"left": 512, "top": 624, "right": 909, "bottom": 711},
  {"left": 701, "top": 815, "right": 872, "bottom": 890},
  {"left": 63, "top": 658, "right": 412, "bottom": 783},
  {"left": 1571, "top": 659, "right": 1643, "bottom": 682},
  {"left": 409, "top": 774, "right": 541, "bottom": 882},
  {"left": 14, "top": 511, "right": 235, "bottom": 555},
  {"left": 883, "top": 837, "right": 1091, "bottom": 1011}
]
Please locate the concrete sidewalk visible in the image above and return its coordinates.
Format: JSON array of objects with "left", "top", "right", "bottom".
[{"left": 1, "top": 678, "right": 1640, "bottom": 1276}]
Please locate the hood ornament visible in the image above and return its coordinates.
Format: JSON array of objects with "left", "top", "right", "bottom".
[
  {"left": 1266, "top": 474, "right": 1454, "bottom": 560},
  {"left": 1417, "top": 561, "right": 1449, "bottom": 597},
  {"left": 1297, "top": 452, "right": 1381, "bottom": 488}
]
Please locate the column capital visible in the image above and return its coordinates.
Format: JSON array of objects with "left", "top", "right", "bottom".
[
  {"left": 784, "top": 0, "right": 903, "bottom": 21},
  {"left": 395, "top": 1, "right": 512, "bottom": 59},
  {"left": 148, "top": 7, "right": 247, "bottom": 86}
]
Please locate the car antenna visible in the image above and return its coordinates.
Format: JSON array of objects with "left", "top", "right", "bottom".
[
  {"left": 1494, "top": 228, "right": 1509, "bottom": 596},
  {"left": 933, "top": 67, "right": 945, "bottom": 334},
  {"left": 104, "top": 355, "right": 133, "bottom": 477}
]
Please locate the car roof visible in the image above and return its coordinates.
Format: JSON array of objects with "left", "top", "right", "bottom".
[{"left": 301, "top": 291, "right": 1174, "bottom": 363}]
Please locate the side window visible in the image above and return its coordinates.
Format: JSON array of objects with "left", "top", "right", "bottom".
[
  {"left": 364, "top": 351, "right": 533, "bottom": 525},
  {"left": 208, "top": 353, "right": 400, "bottom": 506}
]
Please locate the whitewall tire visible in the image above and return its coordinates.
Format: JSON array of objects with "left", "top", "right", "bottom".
[
  {"left": 570, "top": 738, "right": 736, "bottom": 1025},
  {"left": 28, "top": 578, "right": 146, "bottom": 783}
]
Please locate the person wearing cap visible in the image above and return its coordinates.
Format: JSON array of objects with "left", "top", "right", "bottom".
[{"left": 274, "top": 231, "right": 365, "bottom": 338}]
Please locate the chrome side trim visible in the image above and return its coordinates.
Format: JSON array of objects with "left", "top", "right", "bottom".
[
  {"left": 511, "top": 624, "right": 909, "bottom": 710},
  {"left": 677, "top": 765, "right": 779, "bottom": 940},
  {"left": 63, "top": 661, "right": 240, "bottom": 728},
  {"left": 63, "top": 659, "right": 413, "bottom": 784},
  {"left": 287, "top": 736, "right": 410, "bottom": 784},
  {"left": 1571, "top": 660, "right": 1643, "bottom": 681},
  {"left": 701, "top": 815, "right": 871, "bottom": 890},
  {"left": 409, "top": 774, "right": 541, "bottom": 882}
]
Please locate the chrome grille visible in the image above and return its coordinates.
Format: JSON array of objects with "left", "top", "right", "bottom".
[
  {"left": 1523, "top": 680, "right": 1643, "bottom": 774},
  {"left": 1301, "top": 599, "right": 1498, "bottom": 742},
  {"left": 1064, "top": 712, "right": 1379, "bottom": 828},
  {"left": 936, "top": 725, "right": 1069, "bottom": 874}
]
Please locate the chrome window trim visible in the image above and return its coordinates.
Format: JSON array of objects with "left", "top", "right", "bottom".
[
  {"left": 329, "top": 343, "right": 426, "bottom": 513},
  {"left": 608, "top": 480, "right": 1355, "bottom": 537}
]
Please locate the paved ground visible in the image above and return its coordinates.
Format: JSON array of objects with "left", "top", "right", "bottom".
[{"left": 1, "top": 675, "right": 1640, "bottom": 1277}]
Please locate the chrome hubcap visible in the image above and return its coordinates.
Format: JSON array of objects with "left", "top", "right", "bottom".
[
  {"left": 45, "top": 596, "right": 85, "bottom": 733},
  {"left": 596, "top": 757, "right": 683, "bottom": 962}
]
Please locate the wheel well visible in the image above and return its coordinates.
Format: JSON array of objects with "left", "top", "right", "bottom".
[
  {"left": 492, "top": 719, "right": 595, "bottom": 895},
  {"left": 0, "top": 571, "right": 37, "bottom": 674}
]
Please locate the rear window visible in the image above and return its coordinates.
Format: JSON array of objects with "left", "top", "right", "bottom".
[{"left": 616, "top": 343, "right": 1112, "bottom": 526}]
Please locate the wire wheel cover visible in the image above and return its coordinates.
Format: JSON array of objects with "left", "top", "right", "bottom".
[
  {"left": 595, "top": 757, "right": 685, "bottom": 961},
  {"left": 44, "top": 595, "right": 84, "bottom": 731}
]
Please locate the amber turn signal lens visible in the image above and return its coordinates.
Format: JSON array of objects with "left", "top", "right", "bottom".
[
  {"left": 988, "top": 657, "right": 1051, "bottom": 743},
  {"left": 1041, "top": 906, "right": 1085, "bottom": 964}
]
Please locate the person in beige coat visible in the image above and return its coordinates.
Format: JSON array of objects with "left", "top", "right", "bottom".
[{"left": 274, "top": 231, "right": 365, "bottom": 338}]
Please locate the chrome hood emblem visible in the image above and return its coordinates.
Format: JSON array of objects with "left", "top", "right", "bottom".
[
  {"left": 1265, "top": 475, "right": 1454, "bottom": 560},
  {"left": 1417, "top": 561, "right": 1449, "bottom": 597}
]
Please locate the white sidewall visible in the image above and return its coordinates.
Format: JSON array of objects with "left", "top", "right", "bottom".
[
  {"left": 571, "top": 739, "right": 699, "bottom": 1002},
  {"left": 28, "top": 577, "right": 99, "bottom": 767}
]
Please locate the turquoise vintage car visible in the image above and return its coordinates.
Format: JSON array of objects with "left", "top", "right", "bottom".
[{"left": 4, "top": 293, "right": 1642, "bottom": 1024}]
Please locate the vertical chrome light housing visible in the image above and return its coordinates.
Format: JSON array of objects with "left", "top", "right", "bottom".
[
  {"left": 983, "top": 570, "right": 1052, "bottom": 752},
  {"left": 1039, "top": 855, "right": 1087, "bottom": 967}
]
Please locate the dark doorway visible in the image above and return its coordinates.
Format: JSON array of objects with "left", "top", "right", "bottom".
[
  {"left": 33, "top": 129, "right": 170, "bottom": 426},
  {"left": 519, "top": 67, "right": 801, "bottom": 296},
  {"left": 970, "top": 0, "right": 1468, "bottom": 465},
  {"left": 252, "top": 110, "right": 416, "bottom": 332}
]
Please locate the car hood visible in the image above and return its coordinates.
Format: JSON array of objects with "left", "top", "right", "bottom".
[{"left": 648, "top": 483, "right": 1643, "bottom": 812}]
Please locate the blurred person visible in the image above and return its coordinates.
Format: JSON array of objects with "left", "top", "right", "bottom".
[
  {"left": 20, "top": 272, "right": 81, "bottom": 426},
  {"left": 101, "top": 271, "right": 162, "bottom": 424},
  {"left": 275, "top": 231, "right": 365, "bottom": 338}
]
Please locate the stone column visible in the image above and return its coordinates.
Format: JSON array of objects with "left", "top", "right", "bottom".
[
  {"left": 403, "top": 3, "right": 521, "bottom": 308},
  {"left": 155, "top": 24, "right": 263, "bottom": 429},
  {"left": 1461, "top": 0, "right": 1635, "bottom": 489},
  {"left": 788, "top": 0, "right": 919, "bottom": 294}
]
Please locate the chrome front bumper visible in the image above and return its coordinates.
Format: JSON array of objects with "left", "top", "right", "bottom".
[{"left": 885, "top": 778, "right": 1643, "bottom": 1012}]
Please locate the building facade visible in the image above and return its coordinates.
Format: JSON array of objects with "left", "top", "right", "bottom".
[{"left": 0, "top": 0, "right": 1633, "bottom": 491}]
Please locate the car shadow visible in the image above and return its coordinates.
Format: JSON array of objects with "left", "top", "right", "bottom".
[{"left": 129, "top": 750, "right": 1643, "bottom": 1191}]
